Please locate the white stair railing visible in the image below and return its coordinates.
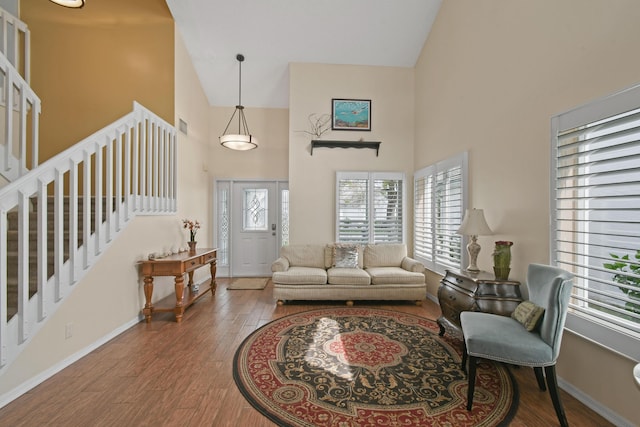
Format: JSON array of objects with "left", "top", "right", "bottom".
[
  {"left": 0, "top": 101, "right": 177, "bottom": 373},
  {"left": 0, "top": 52, "right": 40, "bottom": 181},
  {"left": 0, "top": 6, "right": 30, "bottom": 82},
  {"left": 0, "top": 6, "right": 38, "bottom": 182}
]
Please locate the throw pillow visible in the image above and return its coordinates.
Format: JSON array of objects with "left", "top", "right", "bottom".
[
  {"left": 333, "top": 244, "right": 359, "bottom": 268},
  {"left": 511, "top": 301, "right": 545, "bottom": 332}
]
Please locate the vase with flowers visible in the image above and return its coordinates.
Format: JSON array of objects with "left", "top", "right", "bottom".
[
  {"left": 183, "top": 218, "right": 201, "bottom": 253},
  {"left": 493, "top": 241, "right": 513, "bottom": 280}
]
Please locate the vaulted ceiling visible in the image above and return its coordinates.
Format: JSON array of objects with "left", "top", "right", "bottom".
[{"left": 165, "top": 0, "right": 442, "bottom": 108}]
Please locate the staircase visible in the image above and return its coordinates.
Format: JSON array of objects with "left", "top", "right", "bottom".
[
  {"left": 6, "top": 196, "right": 112, "bottom": 319},
  {"left": 0, "top": 7, "right": 177, "bottom": 374}
]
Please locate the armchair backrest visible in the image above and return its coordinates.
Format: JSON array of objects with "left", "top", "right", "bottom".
[{"left": 527, "top": 263, "right": 574, "bottom": 361}]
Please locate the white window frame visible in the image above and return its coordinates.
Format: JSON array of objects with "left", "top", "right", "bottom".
[
  {"left": 335, "top": 171, "right": 406, "bottom": 244},
  {"left": 413, "top": 152, "right": 468, "bottom": 275},
  {"left": 551, "top": 83, "right": 640, "bottom": 361}
]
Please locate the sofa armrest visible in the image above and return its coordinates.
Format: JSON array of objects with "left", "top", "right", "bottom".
[
  {"left": 402, "top": 257, "right": 425, "bottom": 273},
  {"left": 271, "top": 257, "right": 290, "bottom": 272}
]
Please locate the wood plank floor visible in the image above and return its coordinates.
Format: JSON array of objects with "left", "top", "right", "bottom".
[{"left": 0, "top": 279, "right": 612, "bottom": 426}]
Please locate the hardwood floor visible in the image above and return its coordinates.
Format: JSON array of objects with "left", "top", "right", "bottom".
[{"left": 0, "top": 279, "right": 612, "bottom": 426}]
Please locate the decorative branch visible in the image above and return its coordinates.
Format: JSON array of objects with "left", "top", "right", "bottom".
[{"left": 297, "top": 113, "right": 331, "bottom": 139}]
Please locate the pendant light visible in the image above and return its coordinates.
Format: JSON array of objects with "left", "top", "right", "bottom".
[
  {"left": 49, "top": 0, "right": 85, "bottom": 7},
  {"left": 219, "top": 54, "right": 258, "bottom": 151}
]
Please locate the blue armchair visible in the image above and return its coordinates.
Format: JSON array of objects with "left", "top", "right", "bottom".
[{"left": 460, "top": 263, "right": 573, "bottom": 427}]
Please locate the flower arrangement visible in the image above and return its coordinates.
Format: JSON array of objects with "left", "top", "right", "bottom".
[{"left": 182, "top": 218, "right": 201, "bottom": 242}]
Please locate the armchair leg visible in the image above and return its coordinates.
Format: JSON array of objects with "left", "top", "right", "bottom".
[
  {"left": 461, "top": 341, "right": 468, "bottom": 373},
  {"left": 466, "top": 355, "right": 477, "bottom": 411},
  {"left": 544, "top": 365, "right": 569, "bottom": 427},
  {"left": 534, "top": 366, "right": 547, "bottom": 391}
]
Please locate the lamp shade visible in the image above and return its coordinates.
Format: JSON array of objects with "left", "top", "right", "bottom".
[
  {"left": 457, "top": 208, "right": 492, "bottom": 236},
  {"left": 50, "top": 0, "right": 85, "bottom": 7},
  {"left": 219, "top": 133, "right": 258, "bottom": 151}
]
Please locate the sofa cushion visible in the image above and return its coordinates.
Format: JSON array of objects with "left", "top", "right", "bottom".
[
  {"left": 325, "top": 244, "right": 364, "bottom": 269},
  {"left": 364, "top": 244, "right": 407, "bottom": 268},
  {"left": 272, "top": 266, "right": 327, "bottom": 285},
  {"left": 332, "top": 243, "right": 360, "bottom": 268},
  {"left": 281, "top": 244, "right": 327, "bottom": 268},
  {"left": 327, "top": 267, "right": 371, "bottom": 285},
  {"left": 366, "top": 267, "right": 425, "bottom": 285}
]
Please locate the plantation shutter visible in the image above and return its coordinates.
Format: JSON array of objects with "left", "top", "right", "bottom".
[
  {"left": 434, "top": 165, "right": 463, "bottom": 271},
  {"left": 414, "top": 168, "right": 434, "bottom": 263},
  {"left": 414, "top": 153, "right": 467, "bottom": 274},
  {"left": 337, "top": 173, "right": 370, "bottom": 244},
  {"left": 337, "top": 172, "right": 405, "bottom": 244},
  {"left": 553, "top": 102, "right": 640, "bottom": 341},
  {"left": 373, "top": 177, "right": 403, "bottom": 243}
]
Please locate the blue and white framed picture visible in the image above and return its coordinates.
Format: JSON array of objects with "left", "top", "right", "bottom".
[{"left": 331, "top": 99, "right": 371, "bottom": 131}]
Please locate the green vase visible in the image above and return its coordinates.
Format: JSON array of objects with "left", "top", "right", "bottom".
[{"left": 493, "top": 241, "right": 513, "bottom": 280}]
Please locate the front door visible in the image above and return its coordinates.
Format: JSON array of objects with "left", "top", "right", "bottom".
[{"left": 231, "top": 181, "right": 278, "bottom": 276}]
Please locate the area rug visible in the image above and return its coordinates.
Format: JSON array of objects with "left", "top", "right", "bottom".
[
  {"left": 227, "top": 277, "right": 269, "bottom": 290},
  {"left": 233, "top": 307, "right": 518, "bottom": 427}
]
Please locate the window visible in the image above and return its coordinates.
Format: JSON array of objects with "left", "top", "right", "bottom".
[
  {"left": 551, "top": 83, "right": 640, "bottom": 360},
  {"left": 414, "top": 152, "right": 468, "bottom": 274},
  {"left": 336, "top": 172, "right": 405, "bottom": 244}
]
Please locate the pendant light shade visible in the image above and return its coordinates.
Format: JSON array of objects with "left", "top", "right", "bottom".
[
  {"left": 220, "top": 54, "right": 258, "bottom": 151},
  {"left": 49, "top": 0, "right": 85, "bottom": 7}
]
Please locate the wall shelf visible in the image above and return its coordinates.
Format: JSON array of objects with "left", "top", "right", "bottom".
[{"left": 311, "top": 140, "right": 381, "bottom": 156}]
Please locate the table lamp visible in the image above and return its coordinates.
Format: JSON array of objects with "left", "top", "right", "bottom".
[{"left": 457, "top": 208, "right": 492, "bottom": 272}]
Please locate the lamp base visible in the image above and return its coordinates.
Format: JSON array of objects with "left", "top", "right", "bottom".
[{"left": 466, "top": 236, "right": 481, "bottom": 272}]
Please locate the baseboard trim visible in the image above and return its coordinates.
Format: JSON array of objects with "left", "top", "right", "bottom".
[
  {"left": 558, "top": 376, "right": 636, "bottom": 427},
  {"left": 426, "top": 292, "right": 438, "bottom": 304},
  {"left": 0, "top": 315, "right": 143, "bottom": 410}
]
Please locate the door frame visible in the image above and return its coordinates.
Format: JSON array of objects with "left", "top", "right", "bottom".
[{"left": 213, "top": 179, "right": 288, "bottom": 278}]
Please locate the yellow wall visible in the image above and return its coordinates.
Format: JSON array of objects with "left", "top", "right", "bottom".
[
  {"left": 415, "top": 0, "right": 640, "bottom": 423},
  {"left": 288, "top": 63, "right": 415, "bottom": 245},
  {"left": 22, "top": 0, "right": 174, "bottom": 162}
]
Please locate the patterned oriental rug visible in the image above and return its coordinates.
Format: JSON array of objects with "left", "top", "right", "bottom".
[{"left": 233, "top": 308, "right": 518, "bottom": 427}]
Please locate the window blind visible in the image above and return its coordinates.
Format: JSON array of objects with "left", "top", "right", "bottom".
[
  {"left": 552, "top": 84, "right": 640, "bottom": 359},
  {"left": 337, "top": 172, "right": 405, "bottom": 244},
  {"left": 553, "top": 107, "right": 640, "bottom": 336},
  {"left": 337, "top": 175, "right": 370, "bottom": 244},
  {"left": 373, "top": 178, "right": 403, "bottom": 243},
  {"left": 414, "top": 152, "right": 467, "bottom": 273}
]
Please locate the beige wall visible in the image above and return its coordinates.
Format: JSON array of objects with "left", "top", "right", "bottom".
[
  {"left": 22, "top": 0, "right": 174, "bottom": 162},
  {"left": 288, "top": 63, "right": 415, "bottom": 245},
  {"left": 415, "top": 0, "right": 640, "bottom": 423},
  {"left": 208, "top": 106, "right": 289, "bottom": 181}
]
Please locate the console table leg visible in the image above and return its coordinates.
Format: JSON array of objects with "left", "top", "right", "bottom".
[
  {"left": 143, "top": 276, "right": 154, "bottom": 323},
  {"left": 174, "top": 274, "right": 185, "bottom": 323},
  {"left": 209, "top": 261, "right": 217, "bottom": 295}
]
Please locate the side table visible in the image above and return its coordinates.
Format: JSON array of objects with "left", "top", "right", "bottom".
[
  {"left": 138, "top": 248, "right": 217, "bottom": 323},
  {"left": 437, "top": 269, "right": 522, "bottom": 336}
]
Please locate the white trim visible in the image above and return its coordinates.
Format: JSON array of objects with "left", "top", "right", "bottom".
[
  {"left": 558, "top": 375, "right": 636, "bottom": 427},
  {"left": 0, "top": 315, "right": 142, "bottom": 410}
]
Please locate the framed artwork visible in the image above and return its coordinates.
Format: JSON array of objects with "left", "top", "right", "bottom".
[{"left": 331, "top": 99, "right": 371, "bottom": 131}]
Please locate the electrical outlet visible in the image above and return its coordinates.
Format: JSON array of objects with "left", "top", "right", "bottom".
[{"left": 65, "top": 323, "right": 73, "bottom": 339}]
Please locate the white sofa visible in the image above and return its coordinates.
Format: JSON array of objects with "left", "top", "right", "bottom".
[{"left": 271, "top": 243, "right": 426, "bottom": 305}]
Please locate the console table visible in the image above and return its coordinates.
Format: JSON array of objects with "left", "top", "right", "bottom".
[
  {"left": 437, "top": 269, "right": 522, "bottom": 336},
  {"left": 138, "top": 248, "right": 217, "bottom": 323}
]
